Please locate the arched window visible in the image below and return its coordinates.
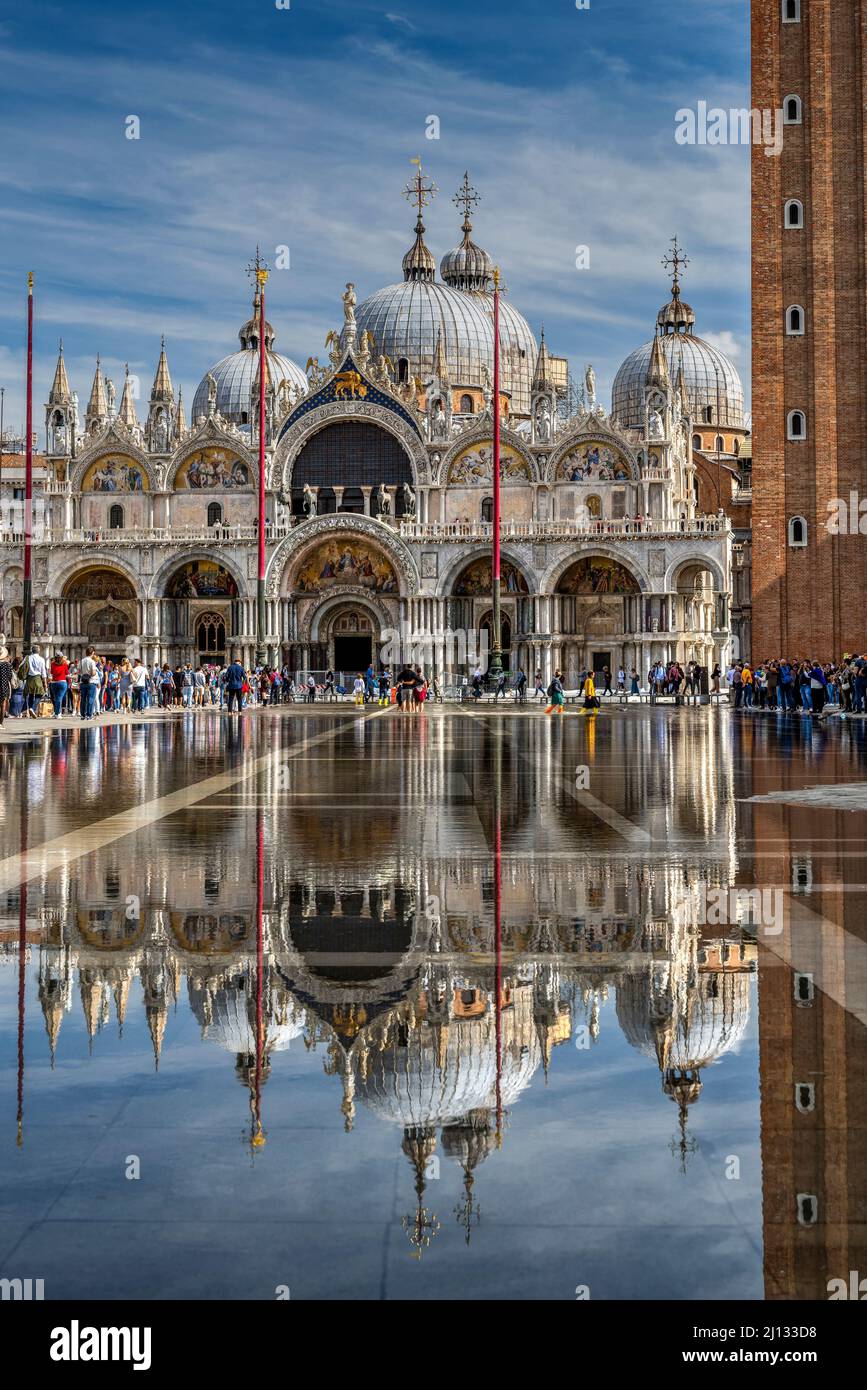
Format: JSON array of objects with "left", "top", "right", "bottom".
[
  {"left": 703, "top": 405, "right": 714, "bottom": 424},
  {"left": 785, "top": 304, "right": 804, "bottom": 335},
  {"left": 788, "top": 515, "right": 808, "bottom": 548},
  {"left": 397, "top": 357, "right": 409, "bottom": 384},
  {"left": 460, "top": 394, "right": 474, "bottom": 414},
  {"left": 784, "top": 198, "right": 804, "bottom": 229},
  {"left": 715, "top": 435, "right": 724, "bottom": 453},
  {"left": 787, "top": 409, "right": 807, "bottom": 440},
  {"left": 109, "top": 504, "right": 124, "bottom": 530},
  {"left": 783, "top": 94, "right": 802, "bottom": 124},
  {"left": 692, "top": 433, "right": 702, "bottom": 449},
  {"left": 733, "top": 438, "right": 740, "bottom": 457},
  {"left": 207, "top": 502, "right": 223, "bottom": 527},
  {"left": 783, "top": 0, "right": 801, "bottom": 21},
  {"left": 481, "top": 496, "right": 494, "bottom": 522}
]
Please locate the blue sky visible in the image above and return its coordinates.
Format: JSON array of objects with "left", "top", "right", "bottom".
[{"left": 0, "top": 0, "right": 750, "bottom": 437}]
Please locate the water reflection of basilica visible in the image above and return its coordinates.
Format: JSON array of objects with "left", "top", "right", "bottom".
[{"left": 28, "top": 856, "right": 754, "bottom": 1250}]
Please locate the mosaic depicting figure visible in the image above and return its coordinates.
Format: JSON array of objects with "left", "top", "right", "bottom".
[
  {"left": 557, "top": 556, "right": 640, "bottom": 595},
  {"left": 176, "top": 449, "right": 251, "bottom": 489},
  {"left": 168, "top": 561, "right": 239, "bottom": 599},
  {"left": 294, "top": 540, "right": 398, "bottom": 595},
  {"left": 448, "top": 442, "right": 531, "bottom": 485},
  {"left": 84, "top": 455, "right": 146, "bottom": 492},
  {"left": 557, "top": 441, "right": 632, "bottom": 483},
  {"left": 453, "top": 557, "right": 528, "bottom": 596}
]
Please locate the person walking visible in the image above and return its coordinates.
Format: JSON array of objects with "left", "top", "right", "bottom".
[
  {"left": 0, "top": 645, "right": 14, "bottom": 726},
  {"left": 533, "top": 668, "right": 545, "bottom": 702},
  {"left": 545, "top": 670, "right": 565, "bottom": 716},
  {"left": 514, "top": 667, "right": 527, "bottom": 703},
  {"left": 324, "top": 669, "right": 336, "bottom": 702},
  {"left": 352, "top": 673, "right": 365, "bottom": 706},
  {"left": 494, "top": 670, "right": 508, "bottom": 701},
  {"left": 601, "top": 666, "right": 613, "bottom": 697},
  {"left": 629, "top": 668, "right": 640, "bottom": 698},
  {"left": 49, "top": 652, "right": 69, "bottom": 717},
  {"left": 378, "top": 668, "right": 392, "bottom": 706},
  {"left": 20, "top": 648, "right": 48, "bottom": 718},
  {"left": 306, "top": 673, "right": 316, "bottom": 703},
  {"left": 582, "top": 669, "right": 599, "bottom": 715}
]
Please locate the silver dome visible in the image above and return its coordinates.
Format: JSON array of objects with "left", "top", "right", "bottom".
[
  {"left": 356, "top": 280, "right": 536, "bottom": 416},
  {"left": 193, "top": 317, "right": 307, "bottom": 428},
  {"left": 612, "top": 332, "right": 745, "bottom": 430}
]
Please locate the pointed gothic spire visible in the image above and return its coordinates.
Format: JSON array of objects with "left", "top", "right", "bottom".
[
  {"left": 48, "top": 341, "right": 72, "bottom": 405},
  {"left": 173, "top": 386, "right": 186, "bottom": 441},
  {"left": 532, "top": 327, "right": 556, "bottom": 394},
  {"left": 118, "top": 365, "right": 139, "bottom": 429},
  {"left": 150, "top": 336, "right": 174, "bottom": 403},
  {"left": 85, "top": 356, "right": 108, "bottom": 431},
  {"left": 433, "top": 327, "right": 449, "bottom": 383},
  {"left": 647, "top": 331, "right": 670, "bottom": 389}
]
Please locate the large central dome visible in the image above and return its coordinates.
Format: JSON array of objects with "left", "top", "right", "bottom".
[{"left": 355, "top": 171, "right": 536, "bottom": 415}]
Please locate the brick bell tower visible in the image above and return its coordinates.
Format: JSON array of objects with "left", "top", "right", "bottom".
[{"left": 752, "top": 0, "right": 867, "bottom": 659}]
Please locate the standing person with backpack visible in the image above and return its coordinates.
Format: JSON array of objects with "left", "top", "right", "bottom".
[{"left": 545, "top": 670, "right": 565, "bottom": 716}]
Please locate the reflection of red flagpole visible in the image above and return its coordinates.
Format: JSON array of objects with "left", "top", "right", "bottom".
[
  {"left": 494, "top": 812, "right": 502, "bottom": 1145},
  {"left": 23, "top": 272, "right": 34, "bottom": 654},
  {"left": 252, "top": 808, "right": 266, "bottom": 1150},
  {"left": 17, "top": 775, "right": 28, "bottom": 1146}
]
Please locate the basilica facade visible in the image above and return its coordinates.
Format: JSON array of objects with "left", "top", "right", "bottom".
[{"left": 10, "top": 173, "right": 749, "bottom": 682}]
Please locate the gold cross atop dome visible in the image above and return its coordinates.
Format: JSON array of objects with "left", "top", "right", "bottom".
[
  {"left": 662, "top": 236, "right": 689, "bottom": 296},
  {"left": 453, "top": 171, "right": 480, "bottom": 228},
  {"left": 403, "top": 158, "right": 438, "bottom": 223},
  {"left": 245, "top": 245, "right": 270, "bottom": 292}
]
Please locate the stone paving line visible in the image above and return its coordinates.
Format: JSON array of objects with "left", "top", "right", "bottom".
[{"left": 0, "top": 707, "right": 390, "bottom": 895}]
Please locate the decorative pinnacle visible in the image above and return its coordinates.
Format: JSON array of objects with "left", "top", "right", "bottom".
[
  {"left": 246, "top": 245, "right": 270, "bottom": 292},
  {"left": 662, "top": 236, "right": 689, "bottom": 296},
  {"left": 493, "top": 265, "right": 500, "bottom": 292},
  {"left": 27, "top": 271, "right": 34, "bottom": 294},
  {"left": 403, "top": 158, "right": 438, "bottom": 226},
  {"left": 453, "top": 171, "right": 480, "bottom": 230}
]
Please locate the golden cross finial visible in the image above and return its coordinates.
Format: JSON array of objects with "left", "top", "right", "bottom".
[
  {"left": 403, "top": 159, "right": 438, "bottom": 223},
  {"left": 662, "top": 236, "right": 689, "bottom": 293},
  {"left": 453, "top": 171, "right": 480, "bottom": 226},
  {"left": 246, "top": 245, "right": 270, "bottom": 292}
]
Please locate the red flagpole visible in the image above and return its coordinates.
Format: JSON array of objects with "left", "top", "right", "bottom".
[
  {"left": 489, "top": 267, "right": 503, "bottom": 679},
  {"left": 23, "top": 272, "right": 34, "bottom": 654},
  {"left": 255, "top": 257, "right": 269, "bottom": 667}
]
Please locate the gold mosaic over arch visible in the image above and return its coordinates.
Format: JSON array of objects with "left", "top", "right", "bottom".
[
  {"left": 174, "top": 446, "right": 253, "bottom": 490},
  {"left": 554, "top": 438, "right": 635, "bottom": 483},
  {"left": 81, "top": 454, "right": 150, "bottom": 493},
  {"left": 447, "top": 439, "right": 531, "bottom": 484},
  {"left": 292, "top": 538, "right": 399, "bottom": 596}
]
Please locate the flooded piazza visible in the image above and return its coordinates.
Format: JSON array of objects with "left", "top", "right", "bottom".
[{"left": 1, "top": 704, "right": 865, "bottom": 1302}]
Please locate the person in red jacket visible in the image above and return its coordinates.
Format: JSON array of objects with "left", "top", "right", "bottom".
[{"left": 49, "top": 652, "right": 70, "bottom": 718}]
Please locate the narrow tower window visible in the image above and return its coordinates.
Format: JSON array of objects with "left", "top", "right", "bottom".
[
  {"left": 783, "top": 0, "right": 801, "bottom": 22},
  {"left": 794, "top": 971, "right": 814, "bottom": 1005},
  {"left": 785, "top": 305, "right": 804, "bottom": 335},
  {"left": 788, "top": 516, "right": 808, "bottom": 548},
  {"left": 794, "top": 1083, "right": 816, "bottom": 1114},
  {"left": 787, "top": 410, "right": 806, "bottom": 440},
  {"left": 784, "top": 199, "right": 804, "bottom": 229},
  {"left": 796, "top": 1194, "right": 818, "bottom": 1226},
  {"left": 783, "top": 95, "right": 802, "bottom": 124}
]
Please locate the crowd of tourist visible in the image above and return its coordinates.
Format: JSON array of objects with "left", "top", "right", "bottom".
[
  {"left": 1, "top": 644, "right": 865, "bottom": 725},
  {"left": 0, "top": 647, "right": 444, "bottom": 724}
]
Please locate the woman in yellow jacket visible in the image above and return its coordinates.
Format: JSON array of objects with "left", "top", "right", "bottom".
[
  {"left": 741, "top": 663, "right": 754, "bottom": 708},
  {"left": 582, "top": 671, "right": 599, "bottom": 714}
]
